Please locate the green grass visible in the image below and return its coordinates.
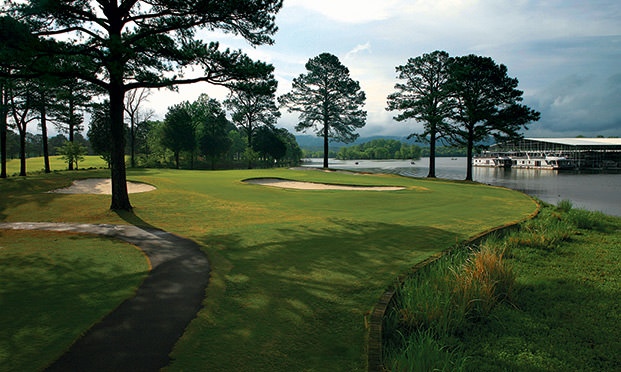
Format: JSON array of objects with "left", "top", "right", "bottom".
[
  {"left": 5, "top": 155, "right": 109, "bottom": 176},
  {"left": 0, "top": 168, "right": 537, "bottom": 371},
  {"left": 0, "top": 230, "right": 149, "bottom": 372},
  {"left": 383, "top": 203, "right": 620, "bottom": 372}
]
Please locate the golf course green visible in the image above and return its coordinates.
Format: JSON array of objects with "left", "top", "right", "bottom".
[{"left": 0, "top": 168, "right": 537, "bottom": 371}]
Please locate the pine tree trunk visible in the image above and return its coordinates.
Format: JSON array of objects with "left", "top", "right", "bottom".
[
  {"left": 0, "top": 121, "right": 6, "bottom": 178},
  {"left": 40, "top": 98, "right": 50, "bottom": 173},
  {"left": 19, "top": 126, "right": 26, "bottom": 176},
  {"left": 323, "top": 123, "right": 329, "bottom": 169},
  {"left": 130, "top": 117, "right": 135, "bottom": 168},
  {"left": 68, "top": 98, "right": 74, "bottom": 170},
  {"left": 0, "top": 84, "right": 7, "bottom": 179},
  {"left": 109, "top": 81, "right": 131, "bottom": 210},
  {"left": 247, "top": 125, "right": 253, "bottom": 169},
  {"left": 428, "top": 127, "right": 436, "bottom": 178},
  {"left": 465, "top": 126, "right": 474, "bottom": 181}
]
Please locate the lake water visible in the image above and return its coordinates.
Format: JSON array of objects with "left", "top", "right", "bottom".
[{"left": 301, "top": 157, "right": 621, "bottom": 217}]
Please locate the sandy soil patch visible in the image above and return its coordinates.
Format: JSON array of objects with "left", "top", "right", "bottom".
[
  {"left": 244, "top": 178, "right": 405, "bottom": 191},
  {"left": 48, "top": 178, "right": 156, "bottom": 194}
]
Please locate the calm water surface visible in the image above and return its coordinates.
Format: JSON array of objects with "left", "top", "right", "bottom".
[{"left": 302, "top": 157, "right": 621, "bottom": 216}]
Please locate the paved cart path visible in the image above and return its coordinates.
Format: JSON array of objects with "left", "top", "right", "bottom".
[{"left": 0, "top": 222, "right": 210, "bottom": 372}]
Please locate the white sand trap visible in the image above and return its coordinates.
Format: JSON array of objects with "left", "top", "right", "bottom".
[
  {"left": 244, "top": 178, "right": 405, "bottom": 191},
  {"left": 49, "top": 178, "right": 156, "bottom": 194}
]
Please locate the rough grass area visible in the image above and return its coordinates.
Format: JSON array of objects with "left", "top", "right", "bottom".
[
  {"left": 5, "top": 155, "right": 109, "bottom": 176},
  {"left": 0, "top": 168, "right": 536, "bottom": 371},
  {"left": 0, "top": 230, "right": 149, "bottom": 372},
  {"left": 383, "top": 202, "right": 621, "bottom": 372}
]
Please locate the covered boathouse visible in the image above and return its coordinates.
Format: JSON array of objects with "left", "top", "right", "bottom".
[{"left": 490, "top": 138, "right": 621, "bottom": 170}]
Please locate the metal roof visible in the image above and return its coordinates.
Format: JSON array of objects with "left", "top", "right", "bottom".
[{"left": 525, "top": 138, "right": 621, "bottom": 146}]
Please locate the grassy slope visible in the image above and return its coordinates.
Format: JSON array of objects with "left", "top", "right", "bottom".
[
  {"left": 460, "top": 210, "right": 621, "bottom": 371},
  {"left": 0, "top": 168, "right": 536, "bottom": 371},
  {"left": 0, "top": 230, "right": 149, "bottom": 372},
  {"left": 5, "top": 155, "right": 109, "bottom": 176}
]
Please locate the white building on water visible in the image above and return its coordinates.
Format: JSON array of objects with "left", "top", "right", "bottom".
[{"left": 476, "top": 138, "right": 621, "bottom": 170}]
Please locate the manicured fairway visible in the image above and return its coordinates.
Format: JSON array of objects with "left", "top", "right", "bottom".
[
  {"left": 0, "top": 230, "right": 149, "bottom": 372},
  {"left": 0, "top": 168, "right": 537, "bottom": 371}
]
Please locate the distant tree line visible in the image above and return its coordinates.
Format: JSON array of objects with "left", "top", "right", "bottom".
[
  {"left": 300, "top": 139, "right": 467, "bottom": 160},
  {"left": 336, "top": 139, "right": 421, "bottom": 160}
]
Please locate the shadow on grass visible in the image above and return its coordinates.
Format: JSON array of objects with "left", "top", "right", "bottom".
[
  {"left": 114, "top": 209, "right": 160, "bottom": 230},
  {"left": 0, "top": 233, "right": 148, "bottom": 372},
  {"left": 0, "top": 170, "right": 111, "bottom": 222},
  {"left": 181, "top": 219, "right": 461, "bottom": 371},
  {"left": 459, "top": 276, "right": 621, "bottom": 372}
]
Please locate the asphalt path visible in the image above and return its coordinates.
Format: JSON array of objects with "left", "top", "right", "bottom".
[{"left": 0, "top": 222, "right": 210, "bottom": 372}]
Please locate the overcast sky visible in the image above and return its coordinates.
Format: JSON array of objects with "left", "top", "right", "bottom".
[{"left": 143, "top": 0, "right": 621, "bottom": 139}]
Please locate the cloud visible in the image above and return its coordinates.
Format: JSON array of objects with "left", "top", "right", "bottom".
[
  {"left": 285, "top": 0, "right": 406, "bottom": 24},
  {"left": 344, "top": 42, "right": 372, "bottom": 60},
  {"left": 528, "top": 73, "right": 621, "bottom": 135}
]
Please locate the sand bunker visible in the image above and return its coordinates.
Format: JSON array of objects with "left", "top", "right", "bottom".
[
  {"left": 49, "top": 178, "right": 156, "bottom": 195},
  {"left": 244, "top": 178, "right": 405, "bottom": 191}
]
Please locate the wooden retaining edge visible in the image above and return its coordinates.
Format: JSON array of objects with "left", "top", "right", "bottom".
[{"left": 366, "top": 196, "right": 541, "bottom": 372}]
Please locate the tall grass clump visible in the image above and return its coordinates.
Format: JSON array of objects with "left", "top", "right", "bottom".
[
  {"left": 385, "top": 330, "right": 467, "bottom": 372},
  {"left": 384, "top": 240, "right": 515, "bottom": 371},
  {"left": 556, "top": 199, "right": 573, "bottom": 212},
  {"left": 505, "top": 208, "right": 573, "bottom": 250},
  {"left": 451, "top": 243, "right": 515, "bottom": 319},
  {"left": 567, "top": 209, "right": 609, "bottom": 230}
]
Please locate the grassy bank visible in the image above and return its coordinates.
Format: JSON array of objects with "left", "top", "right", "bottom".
[
  {"left": 0, "top": 168, "right": 536, "bottom": 371},
  {"left": 0, "top": 230, "right": 149, "bottom": 372},
  {"left": 383, "top": 202, "right": 620, "bottom": 371}
]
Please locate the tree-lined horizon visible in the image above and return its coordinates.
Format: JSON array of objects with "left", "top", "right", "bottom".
[{"left": 1, "top": 2, "right": 540, "bottom": 189}]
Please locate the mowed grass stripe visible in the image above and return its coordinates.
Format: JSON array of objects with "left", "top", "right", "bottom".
[{"left": 0, "top": 168, "right": 536, "bottom": 371}]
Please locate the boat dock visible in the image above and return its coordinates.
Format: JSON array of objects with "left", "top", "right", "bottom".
[{"left": 474, "top": 137, "right": 621, "bottom": 170}]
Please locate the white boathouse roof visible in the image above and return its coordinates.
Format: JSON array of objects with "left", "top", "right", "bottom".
[{"left": 524, "top": 138, "right": 621, "bottom": 146}]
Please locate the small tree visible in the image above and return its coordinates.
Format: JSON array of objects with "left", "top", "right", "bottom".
[
  {"left": 279, "top": 53, "right": 366, "bottom": 168},
  {"left": 386, "top": 51, "right": 453, "bottom": 178},
  {"left": 447, "top": 55, "right": 540, "bottom": 180},
  {"left": 253, "top": 126, "right": 286, "bottom": 164},
  {"left": 194, "top": 96, "right": 232, "bottom": 169},
  {"left": 8, "top": 78, "right": 37, "bottom": 176},
  {"left": 225, "top": 73, "right": 280, "bottom": 168},
  {"left": 87, "top": 103, "right": 112, "bottom": 167},
  {"left": 161, "top": 103, "right": 195, "bottom": 169},
  {"left": 124, "top": 88, "right": 152, "bottom": 168},
  {"left": 59, "top": 141, "right": 86, "bottom": 170}
]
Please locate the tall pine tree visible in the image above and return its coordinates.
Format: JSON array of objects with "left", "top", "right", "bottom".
[
  {"left": 387, "top": 51, "right": 453, "bottom": 178},
  {"left": 447, "top": 55, "right": 540, "bottom": 181},
  {"left": 279, "top": 53, "right": 366, "bottom": 168}
]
